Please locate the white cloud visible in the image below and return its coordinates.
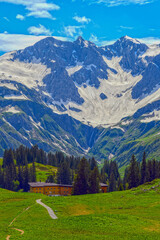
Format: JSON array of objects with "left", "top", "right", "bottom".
[
  {"left": 0, "top": 0, "right": 60, "bottom": 19},
  {"left": 87, "top": 0, "right": 154, "bottom": 7},
  {"left": 0, "top": 33, "right": 69, "bottom": 52},
  {"left": 64, "top": 25, "right": 84, "bottom": 37},
  {"left": 137, "top": 37, "right": 160, "bottom": 45},
  {"left": 89, "top": 34, "right": 98, "bottom": 43},
  {"left": 89, "top": 34, "right": 116, "bottom": 45},
  {"left": 16, "top": 14, "right": 25, "bottom": 20},
  {"left": 99, "top": 37, "right": 160, "bottom": 46},
  {"left": 3, "top": 17, "right": 9, "bottom": 21},
  {"left": 26, "top": 2, "right": 59, "bottom": 19},
  {"left": 27, "top": 10, "right": 55, "bottom": 19},
  {"left": 73, "top": 16, "right": 91, "bottom": 24},
  {"left": 28, "top": 24, "right": 52, "bottom": 36},
  {"left": 120, "top": 25, "right": 133, "bottom": 30}
]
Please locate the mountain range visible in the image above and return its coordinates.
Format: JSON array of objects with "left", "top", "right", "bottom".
[{"left": 0, "top": 35, "right": 160, "bottom": 167}]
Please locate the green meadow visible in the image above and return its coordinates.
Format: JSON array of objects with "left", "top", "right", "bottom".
[
  {"left": 1, "top": 180, "right": 160, "bottom": 239},
  {"left": 28, "top": 162, "right": 57, "bottom": 182}
]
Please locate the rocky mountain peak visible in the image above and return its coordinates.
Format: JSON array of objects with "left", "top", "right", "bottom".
[
  {"left": 111, "top": 35, "right": 148, "bottom": 54},
  {"left": 74, "top": 36, "right": 93, "bottom": 48}
]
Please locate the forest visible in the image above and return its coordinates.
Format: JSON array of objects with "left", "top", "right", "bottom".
[{"left": 0, "top": 145, "right": 160, "bottom": 194}]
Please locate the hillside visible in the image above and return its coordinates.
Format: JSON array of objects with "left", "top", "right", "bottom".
[
  {"left": 1, "top": 179, "right": 160, "bottom": 239},
  {"left": 28, "top": 162, "right": 57, "bottom": 182}
]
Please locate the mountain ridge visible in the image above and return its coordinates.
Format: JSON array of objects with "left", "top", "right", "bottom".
[{"left": 0, "top": 35, "right": 160, "bottom": 164}]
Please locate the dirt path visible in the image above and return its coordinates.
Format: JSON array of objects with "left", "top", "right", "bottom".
[
  {"left": 36, "top": 199, "right": 58, "bottom": 219},
  {"left": 9, "top": 206, "right": 30, "bottom": 226},
  {"left": 13, "top": 228, "right": 24, "bottom": 235},
  {"left": 6, "top": 200, "right": 57, "bottom": 239},
  {"left": 6, "top": 206, "right": 31, "bottom": 239},
  {"left": 6, "top": 228, "right": 24, "bottom": 240}
]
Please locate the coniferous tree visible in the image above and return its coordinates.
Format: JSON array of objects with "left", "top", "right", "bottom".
[
  {"left": 100, "top": 168, "right": 107, "bottom": 184},
  {"left": 89, "top": 157, "right": 97, "bottom": 171},
  {"left": 89, "top": 166, "right": 100, "bottom": 194},
  {"left": 141, "top": 152, "right": 147, "bottom": 184},
  {"left": 128, "top": 155, "right": 140, "bottom": 189},
  {"left": 4, "top": 166, "right": 13, "bottom": 190},
  {"left": 0, "top": 166, "right": 4, "bottom": 188},
  {"left": 152, "top": 159, "right": 156, "bottom": 181},
  {"left": 23, "top": 158, "right": 29, "bottom": 192},
  {"left": 73, "top": 157, "right": 90, "bottom": 195},
  {"left": 46, "top": 174, "right": 55, "bottom": 183},
  {"left": 57, "top": 161, "right": 71, "bottom": 185},
  {"left": 123, "top": 167, "right": 129, "bottom": 190},
  {"left": 118, "top": 177, "right": 124, "bottom": 191},
  {"left": 30, "top": 160, "right": 36, "bottom": 182},
  {"left": 18, "top": 165, "right": 23, "bottom": 189},
  {"left": 147, "top": 160, "right": 153, "bottom": 182},
  {"left": 109, "top": 171, "right": 117, "bottom": 192}
]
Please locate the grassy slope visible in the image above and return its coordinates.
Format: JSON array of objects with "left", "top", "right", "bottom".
[
  {"left": 28, "top": 163, "right": 57, "bottom": 182},
  {"left": 1, "top": 179, "right": 160, "bottom": 239}
]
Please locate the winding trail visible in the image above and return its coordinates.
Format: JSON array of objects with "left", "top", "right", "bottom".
[
  {"left": 13, "top": 228, "right": 24, "bottom": 235},
  {"left": 6, "top": 199, "right": 57, "bottom": 239},
  {"left": 6, "top": 206, "right": 31, "bottom": 240},
  {"left": 36, "top": 199, "right": 58, "bottom": 219}
]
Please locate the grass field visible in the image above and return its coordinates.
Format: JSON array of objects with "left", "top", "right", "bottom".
[
  {"left": 1, "top": 180, "right": 160, "bottom": 239},
  {"left": 28, "top": 163, "right": 57, "bottom": 182}
]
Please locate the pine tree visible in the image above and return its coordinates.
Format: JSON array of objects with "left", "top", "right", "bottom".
[
  {"left": 89, "top": 166, "right": 100, "bottom": 194},
  {"left": 57, "top": 161, "right": 71, "bottom": 185},
  {"left": 152, "top": 159, "right": 156, "bottom": 181},
  {"left": 89, "top": 157, "right": 97, "bottom": 171},
  {"left": 18, "top": 165, "right": 23, "bottom": 189},
  {"left": 100, "top": 168, "right": 107, "bottom": 184},
  {"left": 109, "top": 171, "right": 117, "bottom": 192},
  {"left": 23, "top": 158, "right": 29, "bottom": 192},
  {"left": 0, "top": 166, "right": 4, "bottom": 188},
  {"left": 128, "top": 155, "right": 140, "bottom": 189},
  {"left": 46, "top": 174, "right": 55, "bottom": 183},
  {"left": 118, "top": 177, "right": 124, "bottom": 191},
  {"left": 141, "top": 152, "right": 147, "bottom": 184},
  {"left": 147, "top": 160, "right": 153, "bottom": 182},
  {"left": 123, "top": 167, "right": 129, "bottom": 190},
  {"left": 3, "top": 148, "right": 14, "bottom": 167},
  {"left": 30, "top": 160, "right": 36, "bottom": 182},
  {"left": 73, "top": 157, "right": 90, "bottom": 195},
  {"left": 4, "top": 167, "right": 13, "bottom": 190}
]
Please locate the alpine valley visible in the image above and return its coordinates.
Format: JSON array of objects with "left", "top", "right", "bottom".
[{"left": 0, "top": 35, "right": 160, "bottom": 167}]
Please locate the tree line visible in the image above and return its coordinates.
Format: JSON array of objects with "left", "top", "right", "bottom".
[
  {"left": 123, "top": 152, "right": 160, "bottom": 189},
  {"left": 0, "top": 148, "right": 36, "bottom": 191},
  {"left": 0, "top": 145, "right": 81, "bottom": 192},
  {"left": 0, "top": 145, "right": 160, "bottom": 194}
]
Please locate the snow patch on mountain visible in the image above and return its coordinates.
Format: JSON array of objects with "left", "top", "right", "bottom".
[
  {"left": 142, "top": 45, "right": 160, "bottom": 57},
  {"left": 5, "top": 107, "right": 21, "bottom": 114},
  {"left": 0, "top": 52, "right": 51, "bottom": 90},
  {"left": 4, "top": 94, "right": 28, "bottom": 100},
  {"left": 141, "top": 109, "right": 160, "bottom": 123},
  {"left": 66, "top": 64, "right": 83, "bottom": 76}
]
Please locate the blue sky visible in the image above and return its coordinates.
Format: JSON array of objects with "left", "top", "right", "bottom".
[{"left": 0, "top": 0, "right": 160, "bottom": 54}]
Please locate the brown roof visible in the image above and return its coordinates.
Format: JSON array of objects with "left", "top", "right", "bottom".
[
  {"left": 100, "top": 183, "right": 108, "bottom": 187},
  {"left": 28, "top": 182, "right": 73, "bottom": 187}
]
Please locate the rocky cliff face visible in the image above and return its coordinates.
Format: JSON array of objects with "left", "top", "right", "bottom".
[{"left": 0, "top": 35, "right": 160, "bottom": 163}]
